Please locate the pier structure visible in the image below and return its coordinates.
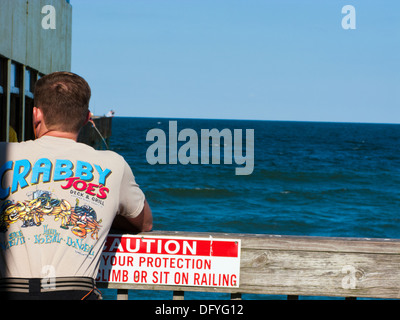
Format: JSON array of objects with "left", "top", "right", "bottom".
[
  {"left": 0, "top": 0, "right": 72, "bottom": 142},
  {"left": 0, "top": 0, "right": 111, "bottom": 146}
]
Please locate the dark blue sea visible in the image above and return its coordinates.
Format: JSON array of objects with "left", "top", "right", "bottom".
[{"left": 102, "top": 117, "right": 400, "bottom": 300}]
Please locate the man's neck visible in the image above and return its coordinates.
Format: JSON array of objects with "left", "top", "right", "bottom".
[{"left": 38, "top": 130, "right": 79, "bottom": 141}]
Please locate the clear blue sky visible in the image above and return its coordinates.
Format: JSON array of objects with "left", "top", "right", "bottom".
[{"left": 71, "top": 0, "right": 399, "bottom": 123}]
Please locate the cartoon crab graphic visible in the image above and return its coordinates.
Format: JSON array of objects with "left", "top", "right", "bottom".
[
  {"left": 69, "top": 199, "right": 102, "bottom": 240},
  {"left": 33, "top": 191, "right": 73, "bottom": 229},
  {"left": 0, "top": 191, "right": 102, "bottom": 240},
  {"left": 0, "top": 200, "right": 25, "bottom": 232}
]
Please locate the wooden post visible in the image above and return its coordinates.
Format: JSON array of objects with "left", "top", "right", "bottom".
[
  {"left": 231, "top": 293, "right": 242, "bottom": 300},
  {"left": 173, "top": 291, "right": 184, "bottom": 300},
  {"left": 117, "top": 289, "right": 129, "bottom": 300}
]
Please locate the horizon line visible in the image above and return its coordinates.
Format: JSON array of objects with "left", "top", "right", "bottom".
[{"left": 103, "top": 115, "right": 400, "bottom": 125}]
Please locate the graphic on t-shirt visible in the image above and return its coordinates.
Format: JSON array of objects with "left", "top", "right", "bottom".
[
  {"left": 0, "top": 190, "right": 102, "bottom": 240},
  {"left": 0, "top": 158, "right": 111, "bottom": 201}
]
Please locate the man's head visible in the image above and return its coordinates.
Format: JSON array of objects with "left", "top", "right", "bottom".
[{"left": 33, "top": 72, "right": 91, "bottom": 134}]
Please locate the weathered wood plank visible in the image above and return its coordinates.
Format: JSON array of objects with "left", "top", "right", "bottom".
[
  {"left": 240, "top": 249, "right": 400, "bottom": 298},
  {"left": 120, "top": 230, "right": 400, "bottom": 254},
  {"left": 98, "top": 231, "right": 400, "bottom": 299}
]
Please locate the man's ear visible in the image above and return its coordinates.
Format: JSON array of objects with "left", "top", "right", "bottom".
[
  {"left": 84, "top": 110, "right": 91, "bottom": 126},
  {"left": 33, "top": 107, "right": 43, "bottom": 128}
]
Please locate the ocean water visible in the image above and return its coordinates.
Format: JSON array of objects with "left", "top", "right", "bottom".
[{"left": 102, "top": 117, "right": 400, "bottom": 299}]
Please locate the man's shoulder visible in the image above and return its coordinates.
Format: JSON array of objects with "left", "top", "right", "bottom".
[
  {"left": 88, "top": 148, "right": 125, "bottom": 162},
  {"left": 1, "top": 139, "right": 127, "bottom": 166},
  {"left": 0, "top": 139, "right": 36, "bottom": 150},
  {"left": 74, "top": 143, "right": 129, "bottom": 167}
]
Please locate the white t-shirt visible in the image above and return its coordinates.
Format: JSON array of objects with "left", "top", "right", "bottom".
[{"left": 0, "top": 136, "right": 145, "bottom": 279}]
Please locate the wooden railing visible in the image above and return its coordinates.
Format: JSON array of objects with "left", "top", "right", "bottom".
[{"left": 97, "top": 230, "right": 400, "bottom": 300}]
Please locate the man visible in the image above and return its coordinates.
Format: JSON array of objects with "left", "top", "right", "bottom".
[
  {"left": 9, "top": 126, "right": 18, "bottom": 142},
  {"left": 106, "top": 109, "right": 115, "bottom": 117},
  {"left": 0, "top": 72, "right": 152, "bottom": 300}
]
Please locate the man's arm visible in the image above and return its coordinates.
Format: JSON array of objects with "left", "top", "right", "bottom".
[{"left": 112, "top": 200, "right": 153, "bottom": 233}]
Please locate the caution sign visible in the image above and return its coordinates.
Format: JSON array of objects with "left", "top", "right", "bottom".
[{"left": 97, "top": 235, "right": 241, "bottom": 288}]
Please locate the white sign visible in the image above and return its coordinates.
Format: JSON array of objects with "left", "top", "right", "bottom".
[{"left": 97, "top": 235, "right": 241, "bottom": 288}]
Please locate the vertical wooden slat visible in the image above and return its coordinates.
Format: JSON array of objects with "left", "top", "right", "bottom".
[
  {"left": 173, "top": 291, "right": 185, "bottom": 300},
  {"left": 230, "top": 293, "right": 242, "bottom": 300},
  {"left": 5, "top": 59, "right": 11, "bottom": 142},
  {"left": 20, "top": 64, "right": 26, "bottom": 141},
  {"left": 117, "top": 289, "right": 129, "bottom": 300}
]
